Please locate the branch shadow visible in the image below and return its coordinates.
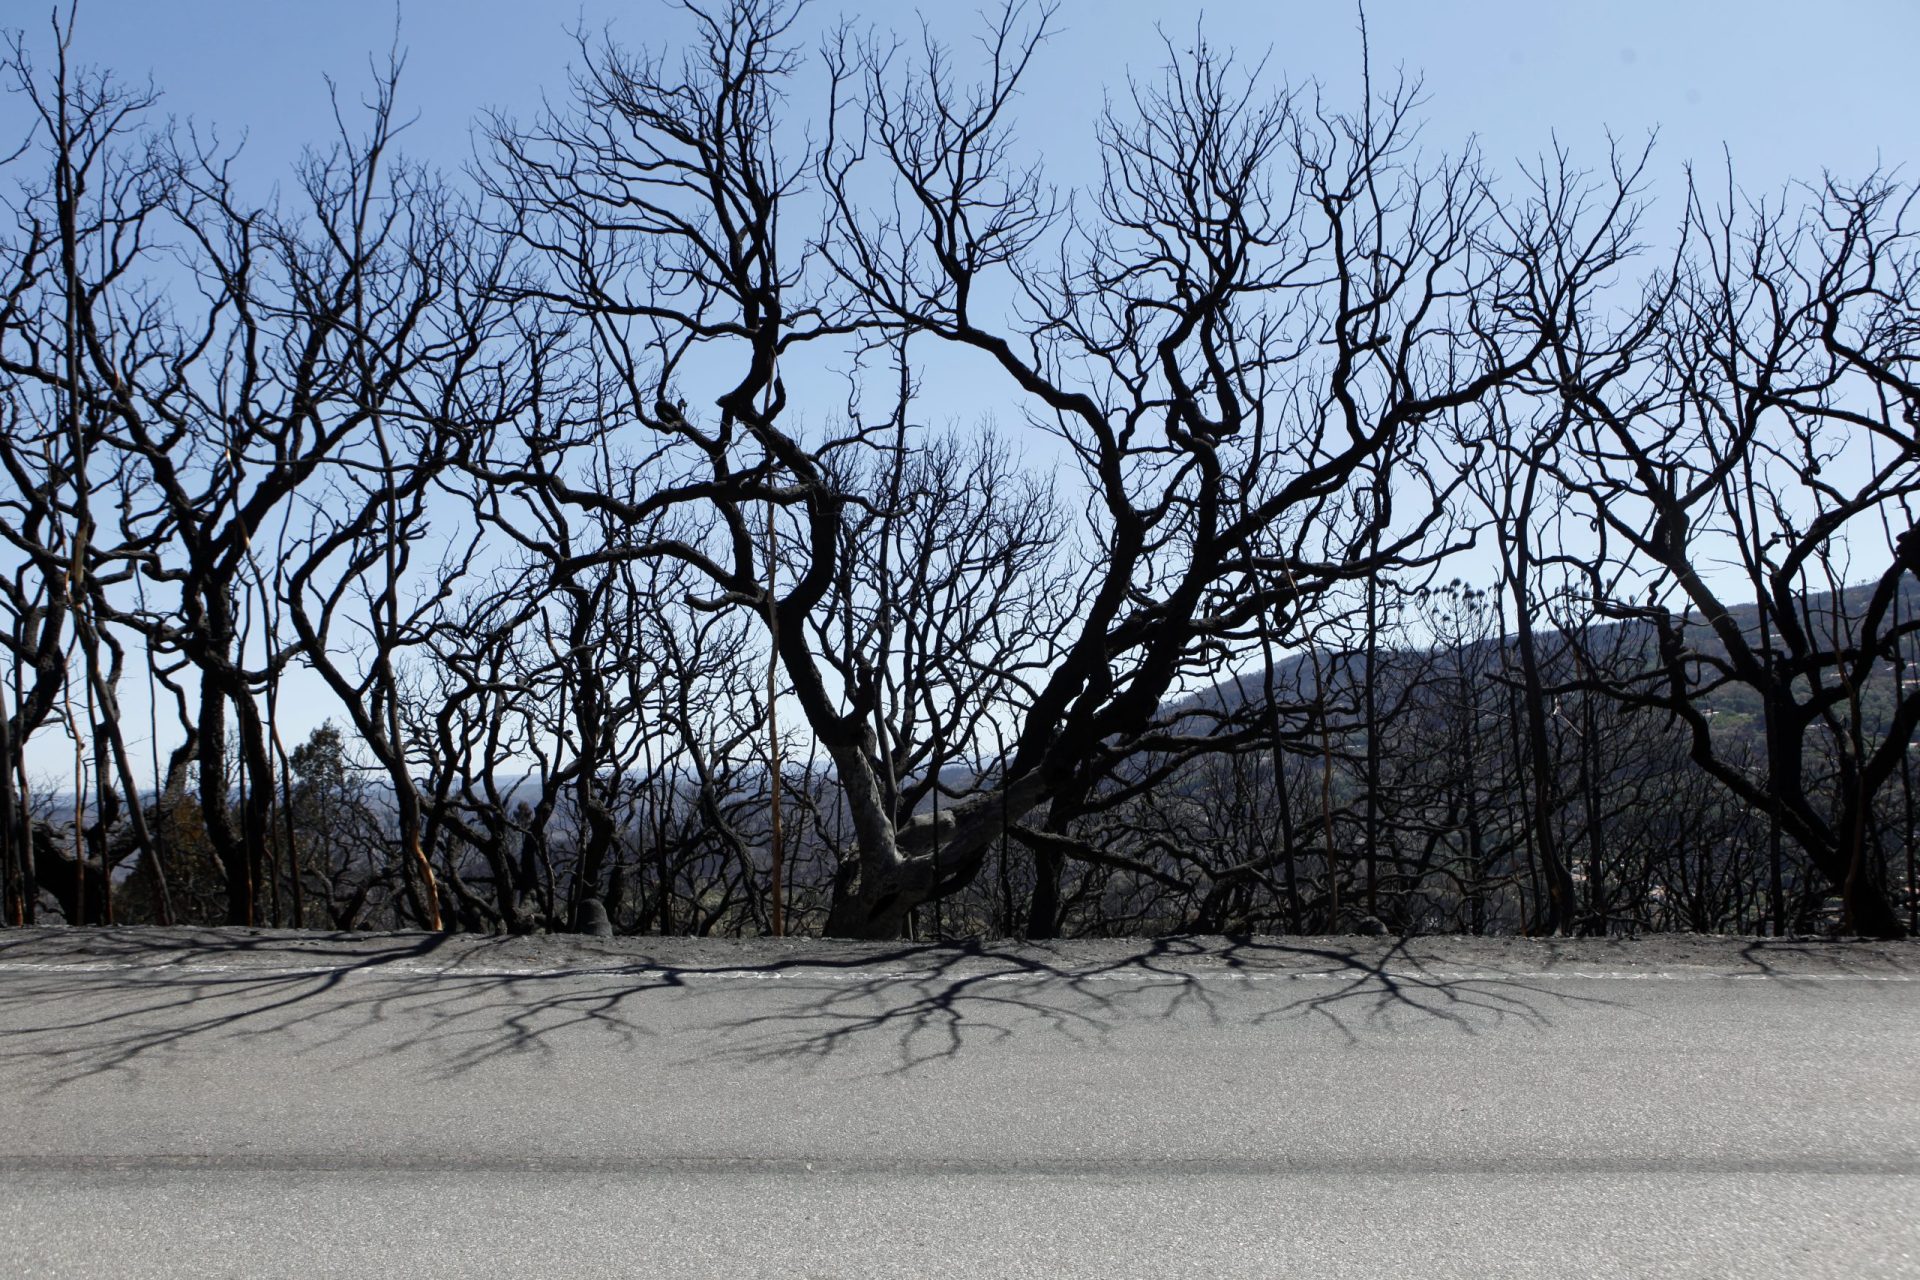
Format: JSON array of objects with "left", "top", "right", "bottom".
[{"left": 0, "top": 929, "right": 1628, "bottom": 1088}]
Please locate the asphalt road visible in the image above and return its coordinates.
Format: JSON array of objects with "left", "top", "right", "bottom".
[{"left": 1, "top": 929, "right": 1916, "bottom": 1278}]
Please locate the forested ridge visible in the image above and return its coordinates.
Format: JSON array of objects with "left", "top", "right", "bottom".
[{"left": 3, "top": 1, "right": 1917, "bottom": 940}]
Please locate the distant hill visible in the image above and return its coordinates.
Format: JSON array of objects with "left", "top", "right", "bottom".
[{"left": 1173, "top": 576, "right": 1920, "bottom": 734}]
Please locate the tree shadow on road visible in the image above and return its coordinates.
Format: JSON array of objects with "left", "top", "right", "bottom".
[
  {"left": 0, "top": 930, "right": 1623, "bottom": 1086},
  {"left": 700, "top": 935, "right": 1622, "bottom": 1073}
]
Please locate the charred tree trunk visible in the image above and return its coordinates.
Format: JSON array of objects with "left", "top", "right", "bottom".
[{"left": 32, "top": 824, "right": 107, "bottom": 925}]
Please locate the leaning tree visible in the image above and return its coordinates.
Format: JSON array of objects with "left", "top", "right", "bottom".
[
  {"left": 1552, "top": 172, "right": 1920, "bottom": 939},
  {"left": 475, "top": 0, "right": 1642, "bottom": 938}
]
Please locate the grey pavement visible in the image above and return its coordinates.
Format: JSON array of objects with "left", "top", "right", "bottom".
[{"left": 0, "top": 929, "right": 1916, "bottom": 1277}]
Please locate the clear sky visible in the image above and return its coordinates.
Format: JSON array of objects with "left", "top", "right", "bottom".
[{"left": 10, "top": 1, "right": 1915, "bottom": 209}]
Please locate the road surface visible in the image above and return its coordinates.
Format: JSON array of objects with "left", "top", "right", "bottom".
[{"left": 1, "top": 929, "right": 1916, "bottom": 1277}]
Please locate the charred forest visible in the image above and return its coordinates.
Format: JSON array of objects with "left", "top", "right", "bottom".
[{"left": 3, "top": 1, "right": 1918, "bottom": 942}]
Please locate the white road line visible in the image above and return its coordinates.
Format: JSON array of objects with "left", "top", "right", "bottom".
[{"left": 0, "top": 961, "right": 1913, "bottom": 982}]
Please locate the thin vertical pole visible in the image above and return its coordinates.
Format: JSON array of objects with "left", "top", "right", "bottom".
[
  {"left": 69, "top": 680, "right": 86, "bottom": 926},
  {"left": 766, "top": 502, "right": 784, "bottom": 938},
  {"left": 0, "top": 683, "right": 15, "bottom": 926},
  {"left": 56, "top": 9, "right": 87, "bottom": 927},
  {"left": 135, "top": 572, "right": 173, "bottom": 925}
]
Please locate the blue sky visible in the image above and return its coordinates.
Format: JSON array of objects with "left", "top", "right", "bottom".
[
  {"left": 12, "top": 1, "right": 1915, "bottom": 209},
  {"left": 52, "top": 0, "right": 1901, "bottom": 484},
  {"left": 4, "top": 0, "right": 1917, "bottom": 781}
]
